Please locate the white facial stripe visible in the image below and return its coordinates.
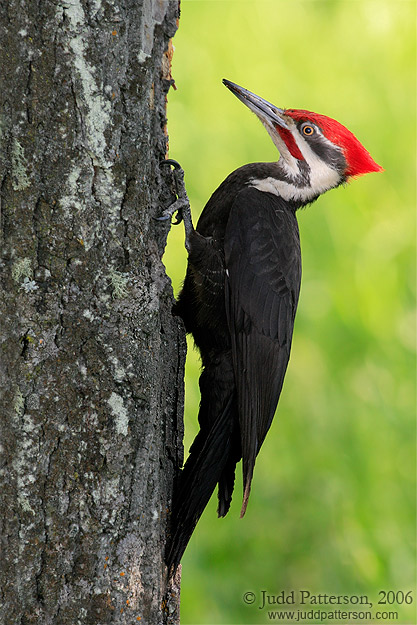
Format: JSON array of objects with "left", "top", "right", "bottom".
[
  {"left": 292, "top": 131, "right": 341, "bottom": 195},
  {"left": 249, "top": 177, "right": 319, "bottom": 203}
]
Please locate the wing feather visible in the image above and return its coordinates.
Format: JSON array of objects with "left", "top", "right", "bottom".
[{"left": 224, "top": 187, "right": 301, "bottom": 515}]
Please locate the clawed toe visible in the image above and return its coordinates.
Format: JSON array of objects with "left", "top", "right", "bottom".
[
  {"left": 158, "top": 160, "right": 194, "bottom": 249},
  {"left": 160, "top": 159, "right": 182, "bottom": 170},
  {"left": 154, "top": 197, "right": 188, "bottom": 224},
  {"left": 153, "top": 213, "right": 171, "bottom": 222}
]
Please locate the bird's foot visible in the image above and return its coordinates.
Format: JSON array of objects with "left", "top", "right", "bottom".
[
  {"left": 158, "top": 160, "right": 194, "bottom": 251},
  {"left": 155, "top": 197, "right": 190, "bottom": 225}
]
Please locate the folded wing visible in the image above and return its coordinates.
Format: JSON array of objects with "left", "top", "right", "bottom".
[{"left": 224, "top": 187, "right": 302, "bottom": 516}]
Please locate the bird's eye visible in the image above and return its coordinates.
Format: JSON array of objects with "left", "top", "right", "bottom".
[{"left": 302, "top": 124, "right": 315, "bottom": 136}]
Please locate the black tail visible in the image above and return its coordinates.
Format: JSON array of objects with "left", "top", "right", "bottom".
[
  {"left": 165, "top": 394, "right": 235, "bottom": 573},
  {"left": 165, "top": 354, "right": 239, "bottom": 574}
]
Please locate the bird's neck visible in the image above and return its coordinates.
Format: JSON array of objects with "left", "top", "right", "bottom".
[{"left": 248, "top": 157, "right": 342, "bottom": 207}]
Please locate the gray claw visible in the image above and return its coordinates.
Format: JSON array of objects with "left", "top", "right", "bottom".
[
  {"left": 159, "top": 161, "right": 194, "bottom": 250},
  {"left": 153, "top": 214, "right": 171, "bottom": 222},
  {"left": 157, "top": 198, "right": 188, "bottom": 225},
  {"left": 161, "top": 159, "right": 182, "bottom": 170}
]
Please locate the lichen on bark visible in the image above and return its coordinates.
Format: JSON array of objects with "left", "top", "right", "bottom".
[{"left": 0, "top": 1, "right": 183, "bottom": 624}]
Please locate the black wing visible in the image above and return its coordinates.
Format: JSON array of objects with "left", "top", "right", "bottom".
[{"left": 224, "top": 187, "right": 301, "bottom": 515}]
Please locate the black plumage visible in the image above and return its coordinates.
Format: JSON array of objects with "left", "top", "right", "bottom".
[
  {"left": 163, "top": 78, "right": 381, "bottom": 573},
  {"left": 166, "top": 166, "right": 301, "bottom": 572}
]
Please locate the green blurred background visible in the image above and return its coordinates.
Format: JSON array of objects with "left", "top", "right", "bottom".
[{"left": 162, "top": 2, "right": 416, "bottom": 623}]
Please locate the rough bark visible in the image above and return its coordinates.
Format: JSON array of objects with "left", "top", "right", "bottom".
[{"left": 0, "top": 1, "right": 184, "bottom": 623}]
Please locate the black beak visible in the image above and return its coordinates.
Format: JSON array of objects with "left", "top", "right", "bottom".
[{"left": 223, "top": 79, "right": 290, "bottom": 130}]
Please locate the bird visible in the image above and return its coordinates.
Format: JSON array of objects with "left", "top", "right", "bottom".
[{"left": 160, "top": 79, "right": 382, "bottom": 574}]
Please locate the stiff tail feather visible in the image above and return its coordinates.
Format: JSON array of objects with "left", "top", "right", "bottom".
[{"left": 165, "top": 394, "right": 235, "bottom": 574}]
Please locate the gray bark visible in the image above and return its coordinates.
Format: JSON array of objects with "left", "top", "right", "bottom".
[{"left": 0, "top": 1, "right": 184, "bottom": 623}]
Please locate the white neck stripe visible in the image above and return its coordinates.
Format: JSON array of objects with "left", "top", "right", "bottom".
[{"left": 248, "top": 177, "right": 318, "bottom": 203}]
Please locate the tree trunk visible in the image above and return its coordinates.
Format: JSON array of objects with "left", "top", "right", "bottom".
[{"left": 0, "top": 1, "right": 183, "bottom": 623}]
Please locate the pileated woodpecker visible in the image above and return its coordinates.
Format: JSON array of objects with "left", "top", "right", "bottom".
[{"left": 161, "top": 79, "right": 382, "bottom": 573}]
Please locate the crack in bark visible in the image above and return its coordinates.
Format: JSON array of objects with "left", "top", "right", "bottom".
[
  {"left": 20, "top": 330, "right": 32, "bottom": 360},
  {"left": 33, "top": 197, "right": 42, "bottom": 271},
  {"left": 26, "top": 61, "right": 33, "bottom": 124},
  {"left": 0, "top": 174, "right": 6, "bottom": 243},
  {"left": 120, "top": 177, "right": 133, "bottom": 269}
]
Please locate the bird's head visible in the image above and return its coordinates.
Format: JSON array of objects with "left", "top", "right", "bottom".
[{"left": 223, "top": 79, "right": 383, "bottom": 203}]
